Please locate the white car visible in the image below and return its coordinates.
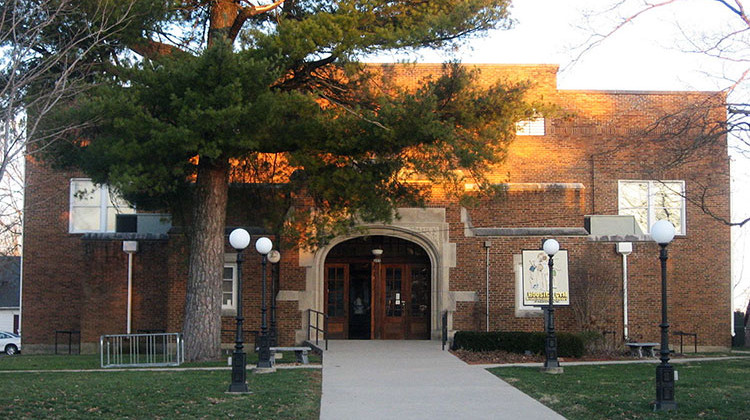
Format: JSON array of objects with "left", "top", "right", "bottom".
[{"left": 0, "top": 331, "right": 21, "bottom": 355}]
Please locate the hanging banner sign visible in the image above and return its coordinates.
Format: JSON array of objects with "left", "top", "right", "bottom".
[{"left": 522, "top": 249, "right": 570, "bottom": 306}]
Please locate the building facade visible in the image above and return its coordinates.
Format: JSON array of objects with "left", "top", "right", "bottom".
[{"left": 21, "top": 64, "right": 732, "bottom": 353}]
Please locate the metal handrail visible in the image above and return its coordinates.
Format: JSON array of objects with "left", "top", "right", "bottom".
[
  {"left": 673, "top": 330, "right": 698, "bottom": 354},
  {"left": 307, "top": 309, "right": 328, "bottom": 350},
  {"left": 55, "top": 330, "right": 81, "bottom": 355}
]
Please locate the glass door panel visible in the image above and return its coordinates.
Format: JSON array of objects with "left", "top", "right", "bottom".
[
  {"left": 385, "top": 266, "right": 403, "bottom": 317},
  {"left": 408, "top": 265, "right": 431, "bottom": 339},
  {"left": 325, "top": 264, "right": 348, "bottom": 338}
]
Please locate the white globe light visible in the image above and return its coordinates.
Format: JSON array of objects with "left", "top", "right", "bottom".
[
  {"left": 255, "top": 237, "right": 273, "bottom": 255},
  {"left": 543, "top": 239, "right": 560, "bottom": 256},
  {"left": 267, "top": 250, "right": 281, "bottom": 264},
  {"left": 651, "top": 220, "right": 676, "bottom": 244},
  {"left": 229, "top": 228, "right": 250, "bottom": 250}
]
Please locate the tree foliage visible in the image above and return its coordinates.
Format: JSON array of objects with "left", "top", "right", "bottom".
[
  {"left": 36, "top": 0, "right": 536, "bottom": 361},
  {"left": 573, "top": 0, "right": 749, "bottom": 227}
]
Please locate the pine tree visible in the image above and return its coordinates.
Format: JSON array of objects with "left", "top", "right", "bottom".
[{"left": 39, "top": 0, "right": 535, "bottom": 361}]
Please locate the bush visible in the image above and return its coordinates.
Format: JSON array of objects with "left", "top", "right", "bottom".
[
  {"left": 579, "top": 330, "right": 606, "bottom": 353},
  {"left": 452, "top": 331, "right": 584, "bottom": 358}
]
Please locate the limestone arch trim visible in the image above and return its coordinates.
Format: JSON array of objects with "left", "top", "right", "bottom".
[{"left": 295, "top": 218, "right": 455, "bottom": 341}]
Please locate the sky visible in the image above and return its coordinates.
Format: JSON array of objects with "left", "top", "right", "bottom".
[{"left": 371, "top": 0, "right": 750, "bottom": 311}]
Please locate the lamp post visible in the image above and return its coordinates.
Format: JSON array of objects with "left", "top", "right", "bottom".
[
  {"left": 542, "top": 238, "right": 562, "bottom": 373},
  {"left": 255, "top": 237, "right": 274, "bottom": 370},
  {"left": 228, "top": 228, "right": 250, "bottom": 393},
  {"left": 268, "top": 250, "right": 281, "bottom": 347},
  {"left": 651, "top": 220, "right": 677, "bottom": 411}
]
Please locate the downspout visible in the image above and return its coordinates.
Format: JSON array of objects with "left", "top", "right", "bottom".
[
  {"left": 590, "top": 154, "right": 596, "bottom": 215},
  {"left": 730, "top": 222, "right": 735, "bottom": 340},
  {"left": 730, "top": 273, "right": 735, "bottom": 340},
  {"left": 123, "top": 241, "right": 138, "bottom": 334},
  {"left": 617, "top": 242, "right": 633, "bottom": 341},
  {"left": 127, "top": 252, "right": 133, "bottom": 334},
  {"left": 484, "top": 241, "right": 491, "bottom": 332}
]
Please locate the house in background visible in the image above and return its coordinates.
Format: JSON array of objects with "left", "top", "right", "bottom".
[
  {"left": 0, "top": 256, "right": 21, "bottom": 334},
  {"left": 20, "top": 64, "right": 732, "bottom": 353}
]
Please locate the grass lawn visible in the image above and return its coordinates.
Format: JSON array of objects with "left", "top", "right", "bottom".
[
  {"left": 490, "top": 358, "right": 750, "bottom": 419},
  {"left": 0, "top": 355, "right": 321, "bottom": 418},
  {"left": 0, "top": 351, "right": 320, "bottom": 370}
]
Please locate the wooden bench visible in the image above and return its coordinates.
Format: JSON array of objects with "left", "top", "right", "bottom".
[
  {"left": 626, "top": 342, "right": 658, "bottom": 358},
  {"left": 270, "top": 346, "right": 311, "bottom": 365}
]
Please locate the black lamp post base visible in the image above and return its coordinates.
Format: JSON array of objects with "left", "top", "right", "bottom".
[
  {"left": 227, "top": 351, "right": 248, "bottom": 393},
  {"left": 654, "top": 363, "right": 677, "bottom": 411},
  {"left": 256, "top": 358, "right": 273, "bottom": 369},
  {"left": 543, "top": 326, "right": 562, "bottom": 374},
  {"left": 653, "top": 400, "right": 677, "bottom": 411},
  {"left": 254, "top": 336, "right": 276, "bottom": 373},
  {"left": 541, "top": 360, "right": 563, "bottom": 374},
  {"left": 253, "top": 366, "right": 277, "bottom": 374},
  {"left": 257, "top": 333, "right": 273, "bottom": 369}
]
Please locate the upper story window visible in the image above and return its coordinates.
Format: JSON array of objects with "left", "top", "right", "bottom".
[
  {"left": 515, "top": 117, "right": 545, "bottom": 136},
  {"left": 222, "top": 263, "right": 237, "bottom": 312},
  {"left": 69, "top": 178, "right": 135, "bottom": 233},
  {"left": 618, "top": 180, "right": 685, "bottom": 235}
]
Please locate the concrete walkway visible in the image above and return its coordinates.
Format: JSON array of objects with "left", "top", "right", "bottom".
[{"left": 319, "top": 340, "right": 564, "bottom": 420}]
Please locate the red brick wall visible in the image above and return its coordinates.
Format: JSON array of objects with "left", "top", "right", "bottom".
[
  {"left": 78, "top": 239, "right": 169, "bottom": 343},
  {"left": 22, "top": 158, "right": 172, "bottom": 350},
  {"left": 439, "top": 86, "right": 731, "bottom": 348},
  {"left": 22, "top": 159, "right": 84, "bottom": 349},
  {"left": 21, "top": 65, "right": 731, "bottom": 352}
]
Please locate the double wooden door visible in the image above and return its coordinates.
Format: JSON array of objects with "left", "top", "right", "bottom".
[{"left": 325, "top": 262, "right": 430, "bottom": 340}]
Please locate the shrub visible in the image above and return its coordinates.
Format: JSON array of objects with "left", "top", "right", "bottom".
[
  {"left": 579, "top": 330, "right": 606, "bottom": 353},
  {"left": 452, "top": 331, "right": 584, "bottom": 358}
]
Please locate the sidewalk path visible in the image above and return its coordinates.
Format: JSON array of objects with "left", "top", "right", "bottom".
[
  {"left": 475, "top": 354, "right": 750, "bottom": 369},
  {"left": 319, "top": 340, "right": 564, "bottom": 420}
]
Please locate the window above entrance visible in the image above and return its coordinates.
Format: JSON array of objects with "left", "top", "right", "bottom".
[{"left": 327, "top": 236, "right": 428, "bottom": 262}]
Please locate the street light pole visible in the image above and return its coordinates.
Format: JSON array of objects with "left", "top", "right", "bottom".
[
  {"left": 255, "top": 237, "right": 274, "bottom": 370},
  {"left": 651, "top": 220, "right": 677, "bottom": 411},
  {"left": 228, "top": 228, "right": 250, "bottom": 393},
  {"left": 542, "top": 238, "right": 562, "bottom": 373},
  {"left": 268, "top": 250, "right": 281, "bottom": 347}
]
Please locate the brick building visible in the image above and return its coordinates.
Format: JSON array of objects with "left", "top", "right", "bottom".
[{"left": 21, "top": 64, "right": 731, "bottom": 353}]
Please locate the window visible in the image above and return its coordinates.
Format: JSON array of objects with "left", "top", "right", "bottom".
[
  {"left": 618, "top": 180, "right": 685, "bottom": 235},
  {"left": 515, "top": 117, "right": 545, "bottom": 136},
  {"left": 222, "top": 263, "right": 237, "bottom": 311},
  {"left": 327, "top": 266, "right": 346, "bottom": 317},
  {"left": 69, "top": 178, "right": 135, "bottom": 233}
]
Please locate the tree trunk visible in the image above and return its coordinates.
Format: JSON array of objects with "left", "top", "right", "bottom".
[{"left": 183, "top": 158, "right": 230, "bottom": 362}]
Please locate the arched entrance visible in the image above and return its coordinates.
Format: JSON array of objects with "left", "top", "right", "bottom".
[{"left": 324, "top": 236, "right": 431, "bottom": 340}]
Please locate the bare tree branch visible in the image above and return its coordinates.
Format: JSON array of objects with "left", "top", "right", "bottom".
[
  {"left": 229, "top": 0, "right": 286, "bottom": 41},
  {"left": 1, "top": 0, "right": 138, "bottom": 253},
  {"left": 569, "top": 0, "right": 680, "bottom": 69},
  {"left": 571, "top": 0, "right": 750, "bottom": 233}
]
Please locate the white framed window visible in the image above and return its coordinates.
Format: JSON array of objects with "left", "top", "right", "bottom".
[
  {"left": 515, "top": 117, "right": 545, "bottom": 136},
  {"left": 222, "top": 262, "right": 238, "bottom": 312},
  {"left": 69, "top": 178, "right": 135, "bottom": 233},
  {"left": 618, "top": 180, "right": 686, "bottom": 235}
]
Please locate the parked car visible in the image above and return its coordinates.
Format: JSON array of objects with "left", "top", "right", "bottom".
[{"left": 0, "top": 331, "right": 21, "bottom": 355}]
